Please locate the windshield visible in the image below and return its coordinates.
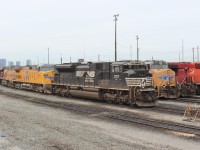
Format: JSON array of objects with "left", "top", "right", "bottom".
[
  {"left": 124, "top": 65, "right": 146, "bottom": 71},
  {"left": 40, "top": 67, "right": 54, "bottom": 71}
]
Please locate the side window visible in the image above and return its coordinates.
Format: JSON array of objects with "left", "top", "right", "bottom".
[
  {"left": 124, "top": 65, "right": 129, "bottom": 71},
  {"left": 112, "top": 66, "right": 122, "bottom": 72}
]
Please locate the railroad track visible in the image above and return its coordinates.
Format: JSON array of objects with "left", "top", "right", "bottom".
[
  {"left": 106, "top": 113, "right": 200, "bottom": 136},
  {"left": 1, "top": 90, "right": 200, "bottom": 137},
  {"left": 148, "top": 106, "right": 184, "bottom": 115},
  {"left": 177, "top": 97, "right": 200, "bottom": 104}
]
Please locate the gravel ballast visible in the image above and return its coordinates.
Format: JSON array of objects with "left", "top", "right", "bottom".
[{"left": 0, "top": 86, "right": 200, "bottom": 150}]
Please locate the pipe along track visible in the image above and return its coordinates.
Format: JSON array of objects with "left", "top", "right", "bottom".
[{"left": 1, "top": 90, "right": 200, "bottom": 137}]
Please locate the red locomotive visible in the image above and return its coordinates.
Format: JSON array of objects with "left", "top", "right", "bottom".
[
  {"left": 168, "top": 62, "right": 196, "bottom": 97},
  {"left": 187, "top": 62, "right": 200, "bottom": 94}
]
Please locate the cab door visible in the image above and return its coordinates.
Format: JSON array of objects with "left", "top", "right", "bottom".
[{"left": 110, "top": 65, "right": 124, "bottom": 88}]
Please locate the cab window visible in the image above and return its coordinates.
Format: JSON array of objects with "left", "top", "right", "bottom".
[
  {"left": 112, "top": 66, "right": 122, "bottom": 72},
  {"left": 40, "top": 67, "right": 54, "bottom": 71}
]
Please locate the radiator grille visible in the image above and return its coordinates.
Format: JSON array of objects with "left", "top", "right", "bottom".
[{"left": 125, "top": 77, "right": 153, "bottom": 87}]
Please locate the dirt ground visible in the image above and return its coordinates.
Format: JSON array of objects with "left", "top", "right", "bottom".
[{"left": 0, "top": 86, "right": 200, "bottom": 150}]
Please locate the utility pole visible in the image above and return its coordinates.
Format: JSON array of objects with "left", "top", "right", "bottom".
[
  {"left": 130, "top": 45, "right": 132, "bottom": 60},
  {"left": 136, "top": 35, "right": 139, "bottom": 63},
  {"left": 70, "top": 57, "right": 71, "bottom": 63},
  {"left": 37, "top": 56, "right": 39, "bottom": 65},
  {"left": 182, "top": 40, "right": 184, "bottom": 61},
  {"left": 179, "top": 51, "right": 180, "bottom": 62},
  {"left": 60, "top": 54, "right": 62, "bottom": 64},
  {"left": 113, "top": 14, "right": 119, "bottom": 62},
  {"left": 98, "top": 54, "right": 100, "bottom": 62},
  {"left": 48, "top": 48, "right": 49, "bottom": 65},
  {"left": 84, "top": 49, "right": 85, "bottom": 59},
  {"left": 197, "top": 46, "right": 199, "bottom": 62},
  {"left": 192, "top": 47, "right": 195, "bottom": 62}
]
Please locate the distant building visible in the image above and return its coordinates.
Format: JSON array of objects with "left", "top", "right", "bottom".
[
  {"left": 26, "top": 59, "right": 32, "bottom": 66},
  {"left": 8, "top": 61, "right": 14, "bottom": 66},
  {"left": 0, "top": 59, "right": 6, "bottom": 68},
  {"left": 16, "top": 61, "right": 21, "bottom": 66}
]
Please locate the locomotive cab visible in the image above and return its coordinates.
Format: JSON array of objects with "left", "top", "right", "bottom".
[
  {"left": 110, "top": 61, "right": 151, "bottom": 88},
  {"left": 108, "top": 61, "right": 157, "bottom": 107},
  {"left": 123, "top": 63, "right": 151, "bottom": 78}
]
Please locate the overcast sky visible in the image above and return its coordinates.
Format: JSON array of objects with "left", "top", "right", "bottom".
[{"left": 0, "top": 0, "right": 200, "bottom": 65}]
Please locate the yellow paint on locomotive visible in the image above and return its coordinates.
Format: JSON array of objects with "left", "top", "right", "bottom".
[
  {"left": 150, "top": 69, "right": 176, "bottom": 87},
  {"left": 3, "top": 68, "right": 17, "bottom": 81},
  {"left": 15, "top": 67, "right": 54, "bottom": 85},
  {"left": 150, "top": 69, "right": 178, "bottom": 98}
]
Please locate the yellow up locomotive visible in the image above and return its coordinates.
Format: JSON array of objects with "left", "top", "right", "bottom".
[
  {"left": 1, "top": 65, "right": 54, "bottom": 93},
  {"left": 144, "top": 60, "right": 180, "bottom": 99}
]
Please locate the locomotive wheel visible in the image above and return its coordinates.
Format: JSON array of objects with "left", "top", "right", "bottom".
[
  {"left": 61, "top": 90, "right": 66, "bottom": 97},
  {"left": 146, "top": 92, "right": 156, "bottom": 102},
  {"left": 129, "top": 100, "right": 135, "bottom": 107},
  {"left": 114, "top": 98, "right": 119, "bottom": 104},
  {"left": 104, "top": 96, "right": 112, "bottom": 104},
  {"left": 68, "top": 93, "right": 72, "bottom": 98},
  {"left": 107, "top": 99, "right": 112, "bottom": 104},
  {"left": 118, "top": 99, "right": 124, "bottom": 105}
]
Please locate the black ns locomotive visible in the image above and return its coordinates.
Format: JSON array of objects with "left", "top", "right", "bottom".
[{"left": 52, "top": 60, "right": 158, "bottom": 107}]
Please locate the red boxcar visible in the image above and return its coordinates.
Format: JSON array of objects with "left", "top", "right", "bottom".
[{"left": 168, "top": 62, "right": 196, "bottom": 97}]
